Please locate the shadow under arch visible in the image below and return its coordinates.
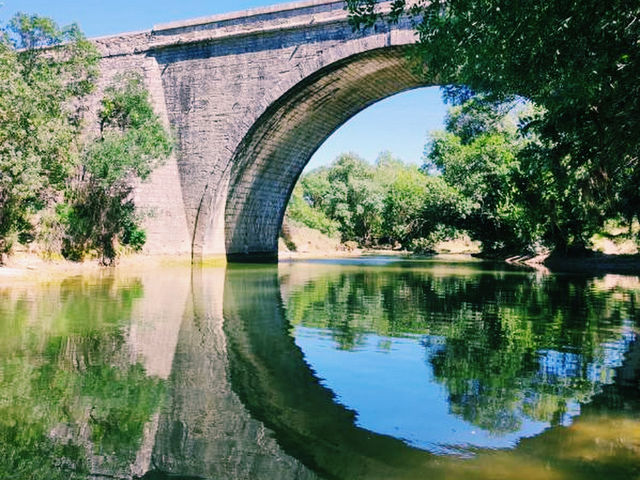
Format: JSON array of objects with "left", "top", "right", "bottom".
[{"left": 224, "top": 46, "right": 431, "bottom": 262}]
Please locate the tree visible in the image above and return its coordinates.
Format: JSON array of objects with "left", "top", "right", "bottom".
[
  {"left": 286, "top": 184, "right": 340, "bottom": 238},
  {"left": 63, "top": 73, "right": 173, "bottom": 265},
  {"left": 424, "top": 96, "right": 540, "bottom": 253},
  {"left": 382, "top": 168, "right": 463, "bottom": 248},
  {"left": 382, "top": 167, "right": 428, "bottom": 245},
  {"left": 287, "top": 151, "right": 468, "bottom": 250},
  {"left": 306, "top": 153, "right": 385, "bottom": 245},
  {"left": 0, "top": 14, "right": 98, "bottom": 259},
  {"left": 347, "top": 0, "right": 640, "bottom": 252}
]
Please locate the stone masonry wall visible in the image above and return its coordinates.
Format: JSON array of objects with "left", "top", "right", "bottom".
[{"left": 93, "top": 0, "right": 423, "bottom": 261}]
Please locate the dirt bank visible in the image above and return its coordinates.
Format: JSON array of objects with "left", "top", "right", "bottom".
[
  {"left": 0, "top": 253, "right": 197, "bottom": 284},
  {"left": 504, "top": 251, "right": 640, "bottom": 276},
  {"left": 2, "top": 245, "right": 639, "bottom": 285}
]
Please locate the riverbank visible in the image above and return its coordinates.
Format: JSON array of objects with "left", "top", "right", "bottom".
[
  {"left": 501, "top": 251, "right": 640, "bottom": 276},
  {"left": 0, "top": 253, "right": 198, "bottom": 284},
  {"left": 2, "top": 248, "right": 640, "bottom": 285},
  {"left": 278, "top": 222, "right": 480, "bottom": 259},
  {"left": 278, "top": 223, "right": 640, "bottom": 275},
  {"left": 0, "top": 254, "right": 101, "bottom": 280}
]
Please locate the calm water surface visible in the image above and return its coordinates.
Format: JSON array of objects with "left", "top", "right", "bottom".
[{"left": 1, "top": 256, "right": 639, "bottom": 479}]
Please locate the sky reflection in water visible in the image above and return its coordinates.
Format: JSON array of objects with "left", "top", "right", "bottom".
[{"left": 285, "top": 260, "right": 640, "bottom": 457}]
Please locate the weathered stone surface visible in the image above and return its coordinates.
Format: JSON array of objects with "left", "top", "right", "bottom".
[
  {"left": 95, "top": 0, "right": 427, "bottom": 262},
  {"left": 149, "top": 268, "right": 318, "bottom": 480}
]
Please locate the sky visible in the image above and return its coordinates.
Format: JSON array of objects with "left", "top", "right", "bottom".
[{"left": 1, "top": 0, "right": 448, "bottom": 170}]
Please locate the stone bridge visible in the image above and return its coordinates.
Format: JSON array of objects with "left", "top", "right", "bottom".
[{"left": 93, "top": 0, "right": 425, "bottom": 262}]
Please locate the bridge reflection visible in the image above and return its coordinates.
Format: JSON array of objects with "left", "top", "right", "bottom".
[
  {"left": 217, "top": 264, "right": 640, "bottom": 480},
  {"left": 137, "top": 264, "right": 640, "bottom": 479},
  {"left": 223, "top": 265, "right": 438, "bottom": 479},
  {"left": 3, "top": 264, "right": 637, "bottom": 479}
]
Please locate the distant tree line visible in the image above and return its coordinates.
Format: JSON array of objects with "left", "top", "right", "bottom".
[
  {"left": 287, "top": 91, "right": 639, "bottom": 255},
  {"left": 0, "top": 14, "right": 172, "bottom": 265}
]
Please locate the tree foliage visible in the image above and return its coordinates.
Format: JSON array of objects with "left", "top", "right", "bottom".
[
  {"left": 0, "top": 14, "right": 172, "bottom": 264},
  {"left": 286, "top": 151, "right": 468, "bottom": 250},
  {"left": 425, "top": 96, "right": 542, "bottom": 253},
  {"left": 64, "top": 73, "right": 173, "bottom": 264},
  {"left": 289, "top": 153, "right": 387, "bottom": 245},
  {"left": 287, "top": 184, "right": 340, "bottom": 238},
  {"left": 0, "top": 14, "right": 98, "bottom": 256},
  {"left": 288, "top": 96, "right": 540, "bottom": 254},
  {"left": 346, "top": 0, "right": 640, "bottom": 252},
  {"left": 288, "top": 89, "right": 639, "bottom": 256}
]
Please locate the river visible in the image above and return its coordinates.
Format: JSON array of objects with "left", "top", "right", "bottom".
[{"left": 1, "top": 256, "right": 639, "bottom": 479}]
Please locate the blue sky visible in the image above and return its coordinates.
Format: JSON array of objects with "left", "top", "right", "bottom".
[
  {"left": 308, "top": 87, "right": 447, "bottom": 170},
  {"left": 1, "top": 0, "right": 448, "bottom": 170}
]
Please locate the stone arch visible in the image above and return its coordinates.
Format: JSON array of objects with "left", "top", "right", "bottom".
[
  {"left": 98, "top": 1, "right": 429, "bottom": 261},
  {"left": 224, "top": 45, "right": 431, "bottom": 261}
]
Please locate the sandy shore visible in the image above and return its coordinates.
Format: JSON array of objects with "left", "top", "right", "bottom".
[
  {"left": 0, "top": 253, "right": 198, "bottom": 284},
  {"left": 2, "top": 249, "right": 640, "bottom": 285}
]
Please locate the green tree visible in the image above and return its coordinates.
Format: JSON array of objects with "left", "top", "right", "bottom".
[
  {"left": 63, "top": 73, "right": 173, "bottom": 264},
  {"left": 0, "top": 14, "right": 98, "bottom": 259},
  {"left": 382, "top": 168, "right": 463, "bottom": 248},
  {"left": 286, "top": 184, "right": 340, "bottom": 237},
  {"left": 382, "top": 167, "right": 428, "bottom": 245},
  {"left": 425, "top": 97, "right": 539, "bottom": 253},
  {"left": 287, "top": 151, "right": 468, "bottom": 250},
  {"left": 347, "top": 0, "right": 640, "bottom": 252},
  {"left": 296, "top": 153, "right": 387, "bottom": 245},
  {"left": 328, "top": 153, "right": 385, "bottom": 244}
]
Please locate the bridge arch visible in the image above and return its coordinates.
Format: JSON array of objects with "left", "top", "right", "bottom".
[
  {"left": 97, "top": 1, "right": 433, "bottom": 261},
  {"left": 225, "top": 46, "right": 430, "bottom": 261}
]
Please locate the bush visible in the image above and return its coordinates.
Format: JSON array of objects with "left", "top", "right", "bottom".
[
  {"left": 409, "top": 238, "right": 437, "bottom": 255},
  {"left": 344, "top": 241, "right": 359, "bottom": 252},
  {"left": 62, "top": 73, "right": 173, "bottom": 265},
  {"left": 286, "top": 185, "right": 340, "bottom": 238}
]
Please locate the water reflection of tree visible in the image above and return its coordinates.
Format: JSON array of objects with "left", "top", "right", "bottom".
[
  {"left": 0, "top": 278, "right": 166, "bottom": 479},
  {"left": 285, "top": 268, "right": 639, "bottom": 434}
]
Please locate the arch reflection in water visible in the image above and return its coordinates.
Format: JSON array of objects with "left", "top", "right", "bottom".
[
  {"left": 225, "top": 258, "right": 640, "bottom": 479},
  {"left": 0, "top": 269, "right": 315, "bottom": 480},
  {"left": 0, "top": 258, "right": 639, "bottom": 480}
]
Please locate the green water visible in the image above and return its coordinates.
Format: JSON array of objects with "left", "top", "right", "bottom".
[{"left": 1, "top": 257, "right": 639, "bottom": 479}]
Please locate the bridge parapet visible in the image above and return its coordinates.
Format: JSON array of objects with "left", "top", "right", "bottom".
[
  {"left": 94, "top": 1, "right": 408, "bottom": 57},
  {"left": 154, "top": 0, "right": 347, "bottom": 36}
]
